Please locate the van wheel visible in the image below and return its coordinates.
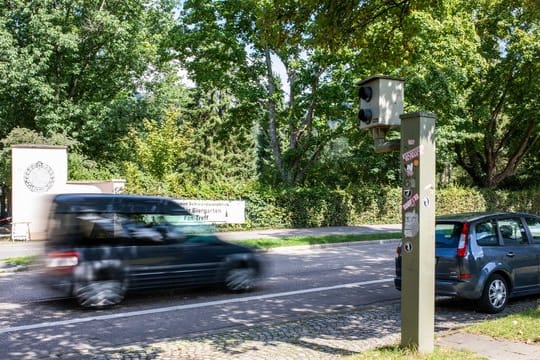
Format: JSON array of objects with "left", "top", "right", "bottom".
[
  {"left": 478, "top": 274, "right": 508, "bottom": 314},
  {"left": 74, "top": 280, "right": 126, "bottom": 308},
  {"left": 224, "top": 267, "right": 256, "bottom": 292}
]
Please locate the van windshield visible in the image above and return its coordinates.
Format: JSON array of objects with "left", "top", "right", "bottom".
[{"left": 435, "top": 223, "right": 461, "bottom": 248}]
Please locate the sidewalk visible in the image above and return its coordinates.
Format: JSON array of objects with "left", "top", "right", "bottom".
[
  {"left": 217, "top": 224, "right": 402, "bottom": 241},
  {"left": 439, "top": 331, "right": 540, "bottom": 360}
]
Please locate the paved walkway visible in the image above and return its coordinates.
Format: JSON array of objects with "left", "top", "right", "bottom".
[
  {"left": 217, "top": 224, "right": 402, "bottom": 241},
  {"left": 42, "top": 298, "right": 539, "bottom": 359},
  {"left": 439, "top": 331, "right": 540, "bottom": 360}
]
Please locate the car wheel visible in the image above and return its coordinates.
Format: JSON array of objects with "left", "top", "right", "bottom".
[
  {"left": 224, "top": 267, "right": 256, "bottom": 292},
  {"left": 73, "top": 280, "right": 126, "bottom": 308},
  {"left": 478, "top": 274, "right": 508, "bottom": 314}
]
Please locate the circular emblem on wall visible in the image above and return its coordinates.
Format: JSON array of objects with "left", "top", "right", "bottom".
[{"left": 23, "top": 161, "right": 55, "bottom": 192}]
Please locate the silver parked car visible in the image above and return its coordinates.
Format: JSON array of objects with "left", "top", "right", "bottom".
[{"left": 394, "top": 212, "right": 540, "bottom": 313}]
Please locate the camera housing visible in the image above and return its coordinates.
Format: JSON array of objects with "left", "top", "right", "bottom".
[{"left": 358, "top": 76, "right": 404, "bottom": 130}]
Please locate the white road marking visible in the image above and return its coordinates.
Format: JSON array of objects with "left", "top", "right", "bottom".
[{"left": 0, "top": 278, "right": 393, "bottom": 334}]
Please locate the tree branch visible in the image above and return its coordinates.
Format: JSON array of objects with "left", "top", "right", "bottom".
[
  {"left": 296, "top": 144, "right": 323, "bottom": 184},
  {"left": 290, "top": 67, "right": 325, "bottom": 150},
  {"left": 491, "top": 121, "right": 539, "bottom": 186}
]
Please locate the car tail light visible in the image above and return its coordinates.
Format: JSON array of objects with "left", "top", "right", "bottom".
[
  {"left": 396, "top": 242, "right": 402, "bottom": 255},
  {"left": 46, "top": 251, "right": 79, "bottom": 271},
  {"left": 457, "top": 222, "right": 469, "bottom": 258}
]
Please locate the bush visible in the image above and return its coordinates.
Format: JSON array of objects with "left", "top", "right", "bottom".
[
  {"left": 437, "top": 186, "right": 540, "bottom": 215},
  {"left": 124, "top": 174, "right": 540, "bottom": 229},
  {"left": 238, "top": 185, "right": 540, "bottom": 229},
  {"left": 436, "top": 187, "right": 487, "bottom": 215}
]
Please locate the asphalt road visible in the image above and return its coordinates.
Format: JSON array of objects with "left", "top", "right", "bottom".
[{"left": 0, "top": 240, "right": 400, "bottom": 359}]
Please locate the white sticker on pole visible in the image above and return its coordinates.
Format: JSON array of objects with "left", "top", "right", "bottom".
[{"left": 404, "top": 210, "right": 419, "bottom": 238}]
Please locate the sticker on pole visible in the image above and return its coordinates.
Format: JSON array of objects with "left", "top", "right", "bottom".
[
  {"left": 403, "top": 241, "right": 413, "bottom": 253},
  {"left": 402, "top": 193, "right": 419, "bottom": 211},
  {"left": 403, "top": 188, "right": 412, "bottom": 199},
  {"left": 402, "top": 144, "right": 424, "bottom": 163},
  {"left": 404, "top": 163, "right": 414, "bottom": 178},
  {"left": 404, "top": 210, "right": 419, "bottom": 238}
]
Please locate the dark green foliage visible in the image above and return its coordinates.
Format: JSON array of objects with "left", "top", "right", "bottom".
[
  {"left": 140, "top": 183, "right": 539, "bottom": 230},
  {"left": 0, "top": 0, "right": 176, "bottom": 161},
  {"left": 1, "top": 0, "right": 539, "bottom": 229},
  {"left": 181, "top": 89, "right": 259, "bottom": 185}
]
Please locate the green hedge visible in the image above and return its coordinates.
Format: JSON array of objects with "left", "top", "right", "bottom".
[
  {"left": 126, "top": 178, "right": 540, "bottom": 229},
  {"left": 240, "top": 186, "right": 540, "bottom": 229},
  {"left": 436, "top": 187, "right": 540, "bottom": 215}
]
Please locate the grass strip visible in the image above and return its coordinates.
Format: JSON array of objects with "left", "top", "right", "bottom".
[
  {"left": 2, "top": 255, "right": 37, "bottom": 267},
  {"left": 236, "top": 232, "right": 401, "bottom": 249},
  {"left": 344, "top": 344, "right": 486, "bottom": 359},
  {"left": 465, "top": 306, "right": 540, "bottom": 343}
]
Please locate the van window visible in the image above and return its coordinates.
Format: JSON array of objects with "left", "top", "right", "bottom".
[
  {"left": 475, "top": 221, "right": 498, "bottom": 246},
  {"left": 435, "top": 223, "right": 461, "bottom": 248},
  {"left": 525, "top": 217, "right": 540, "bottom": 244},
  {"left": 114, "top": 213, "right": 208, "bottom": 245},
  {"left": 49, "top": 211, "right": 215, "bottom": 246}
]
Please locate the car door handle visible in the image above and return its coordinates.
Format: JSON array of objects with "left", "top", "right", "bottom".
[{"left": 506, "top": 252, "right": 515, "bottom": 258}]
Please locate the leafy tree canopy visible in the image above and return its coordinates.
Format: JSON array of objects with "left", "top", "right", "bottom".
[{"left": 0, "top": 0, "right": 177, "bottom": 160}]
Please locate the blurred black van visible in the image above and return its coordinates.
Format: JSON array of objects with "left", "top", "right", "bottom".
[{"left": 43, "top": 193, "right": 261, "bottom": 308}]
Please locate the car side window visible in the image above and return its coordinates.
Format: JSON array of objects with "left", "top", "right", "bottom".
[
  {"left": 525, "top": 217, "right": 540, "bottom": 244},
  {"left": 117, "top": 213, "right": 185, "bottom": 245},
  {"left": 475, "top": 221, "right": 498, "bottom": 246},
  {"left": 75, "top": 213, "right": 120, "bottom": 246},
  {"left": 497, "top": 218, "right": 527, "bottom": 245}
]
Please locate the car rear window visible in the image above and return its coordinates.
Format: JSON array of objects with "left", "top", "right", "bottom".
[{"left": 435, "top": 223, "right": 461, "bottom": 248}]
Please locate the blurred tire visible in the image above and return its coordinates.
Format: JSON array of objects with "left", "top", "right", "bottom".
[
  {"left": 74, "top": 280, "right": 126, "bottom": 308},
  {"left": 224, "top": 267, "right": 256, "bottom": 292}
]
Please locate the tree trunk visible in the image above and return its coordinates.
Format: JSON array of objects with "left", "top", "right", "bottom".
[{"left": 264, "top": 47, "right": 288, "bottom": 183}]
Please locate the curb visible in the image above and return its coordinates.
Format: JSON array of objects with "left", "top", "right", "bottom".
[
  {"left": 255, "top": 238, "right": 401, "bottom": 253},
  {"left": 0, "top": 257, "right": 42, "bottom": 274},
  {"left": 0, "top": 262, "right": 31, "bottom": 274}
]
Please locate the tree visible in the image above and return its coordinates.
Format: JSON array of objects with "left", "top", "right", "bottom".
[
  {"left": 181, "top": 88, "right": 258, "bottom": 185},
  {"left": 174, "top": 0, "right": 414, "bottom": 186},
  {"left": 453, "top": 0, "right": 540, "bottom": 188},
  {"left": 395, "top": 0, "right": 539, "bottom": 188},
  {"left": 129, "top": 111, "right": 191, "bottom": 184},
  {"left": 0, "top": 0, "right": 176, "bottom": 161},
  {"left": 309, "top": 0, "right": 539, "bottom": 189},
  {"left": 242, "top": 0, "right": 540, "bottom": 189}
]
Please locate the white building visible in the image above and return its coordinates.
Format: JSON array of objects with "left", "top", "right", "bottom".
[{"left": 11, "top": 145, "right": 125, "bottom": 240}]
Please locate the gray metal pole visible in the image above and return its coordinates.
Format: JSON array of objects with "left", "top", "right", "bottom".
[{"left": 399, "top": 112, "right": 436, "bottom": 352}]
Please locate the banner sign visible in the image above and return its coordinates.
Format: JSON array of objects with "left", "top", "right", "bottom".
[{"left": 175, "top": 200, "right": 245, "bottom": 224}]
